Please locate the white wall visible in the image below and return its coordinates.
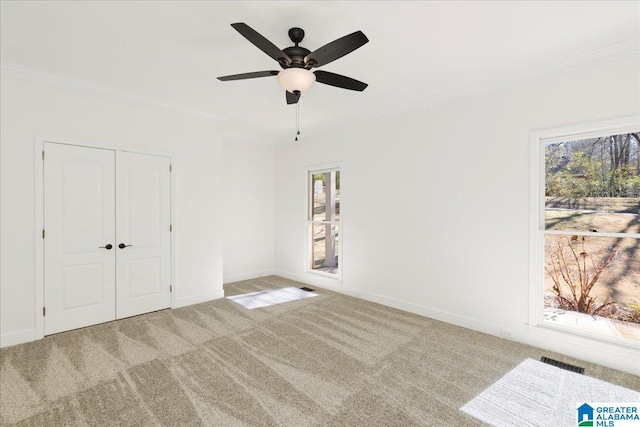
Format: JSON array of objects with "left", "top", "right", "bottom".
[
  {"left": 274, "top": 55, "right": 640, "bottom": 374},
  {"left": 0, "top": 75, "right": 225, "bottom": 346},
  {"left": 223, "top": 138, "right": 274, "bottom": 283}
]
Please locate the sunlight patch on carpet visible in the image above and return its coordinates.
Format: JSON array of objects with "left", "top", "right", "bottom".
[
  {"left": 227, "top": 287, "right": 318, "bottom": 309},
  {"left": 460, "top": 358, "right": 640, "bottom": 427}
]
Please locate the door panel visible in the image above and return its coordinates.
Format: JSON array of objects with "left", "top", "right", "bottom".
[
  {"left": 61, "top": 263, "right": 104, "bottom": 309},
  {"left": 60, "top": 158, "right": 108, "bottom": 254},
  {"left": 44, "top": 143, "right": 116, "bottom": 335},
  {"left": 128, "top": 258, "right": 161, "bottom": 297},
  {"left": 116, "top": 152, "right": 171, "bottom": 319}
]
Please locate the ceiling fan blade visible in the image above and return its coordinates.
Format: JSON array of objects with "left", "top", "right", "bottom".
[
  {"left": 314, "top": 70, "right": 368, "bottom": 91},
  {"left": 286, "top": 90, "right": 300, "bottom": 105},
  {"left": 231, "top": 23, "right": 292, "bottom": 66},
  {"left": 217, "top": 70, "right": 279, "bottom": 81},
  {"left": 304, "top": 31, "right": 368, "bottom": 68}
]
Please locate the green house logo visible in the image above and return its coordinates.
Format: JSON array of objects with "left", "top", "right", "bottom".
[{"left": 577, "top": 403, "right": 594, "bottom": 426}]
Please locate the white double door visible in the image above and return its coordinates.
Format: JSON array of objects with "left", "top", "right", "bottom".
[{"left": 43, "top": 142, "right": 171, "bottom": 335}]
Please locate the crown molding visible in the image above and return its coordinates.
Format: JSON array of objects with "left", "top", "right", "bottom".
[
  {"left": 0, "top": 62, "right": 227, "bottom": 123},
  {"left": 303, "top": 38, "right": 640, "bottom": 141},
  {"left": 2, "top": 37, "right": 638, "bottom": 143}
]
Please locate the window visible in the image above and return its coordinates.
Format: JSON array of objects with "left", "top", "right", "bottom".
[
  {"left": 530, "top": 118, "right": 640, "bottom": 346},
  {"left": 308, "top": 168, "right": 340, "bottom": 277}
]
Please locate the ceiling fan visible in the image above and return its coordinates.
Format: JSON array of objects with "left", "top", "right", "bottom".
[{"left": 217, "top": 23, "right": 369, "bottom": 105}]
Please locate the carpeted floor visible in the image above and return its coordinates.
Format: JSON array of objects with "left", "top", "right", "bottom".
[
  {"left": 1, "top": 275, "right": 638, "bottom": 426},
  {"left": 461, "top": 358, "right": 640, "bottom": 427}
]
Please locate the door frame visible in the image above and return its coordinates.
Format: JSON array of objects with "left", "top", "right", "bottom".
[{"left": 34, "top": 135, "right": 176, "bottom": 339}]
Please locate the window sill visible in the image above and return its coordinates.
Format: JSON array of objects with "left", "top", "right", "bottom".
[
  {"left": 306, "top": 269, "right": 342, "bottom": 282},
  {"left": 538, "top": 308, "right": 640, "bottom": 350}
]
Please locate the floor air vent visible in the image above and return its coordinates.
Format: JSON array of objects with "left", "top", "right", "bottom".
[
  {"left": 300, "top": 287, "right": 315, "bottom": 292},
  {"left": 540, "top": 356, "right": 584, "bottom": 374}
]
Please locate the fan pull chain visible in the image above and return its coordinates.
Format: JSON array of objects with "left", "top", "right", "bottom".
[{"left": 295, "top": 101, "right": 300, "bottom": 142}]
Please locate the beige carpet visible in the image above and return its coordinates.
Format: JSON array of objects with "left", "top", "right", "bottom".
[{"left": 1, "top": 276, "right": 638, "bottom": 426}]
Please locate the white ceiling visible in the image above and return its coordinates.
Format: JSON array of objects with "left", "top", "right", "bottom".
[{"left": 1, "top": 1, "right": 638, "bottom": 144}]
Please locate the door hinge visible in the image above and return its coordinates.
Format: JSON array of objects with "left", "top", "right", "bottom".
[
  {"left": 42, "top": 150, "right": 45, "bottom": 160},
  {"left": 169, "top": 164, "right": 172, "bottom": 172},
  {"left": 42, "top": 229, "right": 45, "bottom": 239},
  {"left": 43, "top": 307, "right": 46, "bottom": 316},
  {"left": 170, "top": 285, "right": 173, "bottom": 293},
  {"left": 169, "top": 224, "right": 172, "bottom": 232}
]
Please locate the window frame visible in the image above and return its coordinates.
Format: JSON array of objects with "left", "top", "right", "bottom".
[
  {"left": 306, "top": 165, "right": 342, "bottom": 281},
  {"left": 529, "top": 116, "right": 640, "bottom": 348}
]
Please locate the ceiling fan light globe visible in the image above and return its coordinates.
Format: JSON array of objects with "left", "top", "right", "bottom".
[{"left": 278, "top": 68, "right": 315, "bottom": 93}]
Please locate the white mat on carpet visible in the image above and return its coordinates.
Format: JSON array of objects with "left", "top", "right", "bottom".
[
  {"left": 227, "top": 287, "right": 317, "bottom": 309},
  {"left": 461, "top": 358, "right": 640, "bottom": 427}
]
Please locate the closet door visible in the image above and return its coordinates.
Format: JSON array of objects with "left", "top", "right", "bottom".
[
  {"left": 43, "top": 143, "right": 116, "bottom": 335},
  {"left": 115, "top": 152, "right": 171, "bottom": 319}
]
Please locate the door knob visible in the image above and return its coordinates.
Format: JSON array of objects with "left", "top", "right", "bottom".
[
  {"left": 119, "top": 243, "right": 133, "bottom": 249},
  {"left": 99, "top": 244, "right": 113, "bottom": 250}
]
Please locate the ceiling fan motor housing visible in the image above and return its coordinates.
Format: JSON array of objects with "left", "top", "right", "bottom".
[
  {"left": 282, "top": 45, "right": 311, "bottom": 68},
  {"left": 282, "top": 27, "right": 311, "bottom": 68}
]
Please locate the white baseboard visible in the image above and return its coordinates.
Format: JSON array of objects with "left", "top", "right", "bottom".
[
  {"left": 274, "top": 270, "right": 345, "bottom": 291},
  {"left": 509, "top": 325, "right": 639, "bottom": 376},
  {"left": 223, "top": 269, "right": 275, "bottom": 285},
  {"left": 0, "top": 328, "right": 42, "bottom": 349},
  {"left": 273, "top": 270, "right": 639, "bottom": 376},
  {"left": 1, "top": 291, "right": 225, "bottom": 348},
  {"left": 173, "top": 289, "right": 225, "bottom": 308}
]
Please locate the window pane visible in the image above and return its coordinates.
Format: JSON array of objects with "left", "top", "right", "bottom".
[
  {"left": 544, "top": 132, "right": 640, "bottom": 233},
  {"left": 311, "top": 171, "right": 340, "bottom": 222},
  {"left": 310, "top": 223, "right": 339, "bottom": 274},
  {"left": 543, "top": 234, "right": 639, "bottom": 341}
]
